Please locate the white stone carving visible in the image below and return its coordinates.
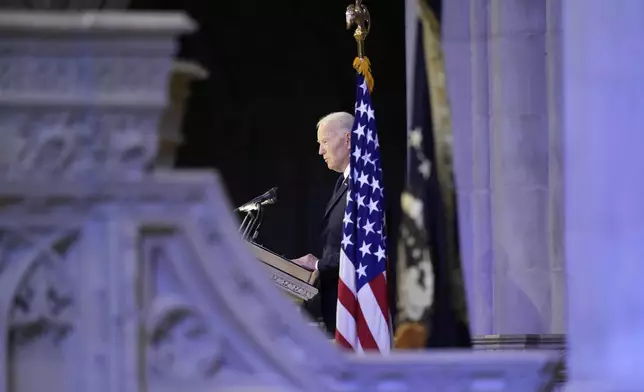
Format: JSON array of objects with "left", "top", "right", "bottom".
[
  {"left": 0, "top": 9, "right": 559, "bottom": 392},
  {"left": 0, "top": 109, "right": 162, "bottom": 180},
  {"left": 0, "top": 228, "right": 78, "bottom": 392},
  {"left": 147, "top": 295, "right": 224, "bottom": 378},
  {"left": 0, "top": 11, "right": 193, "bottom": 182}
]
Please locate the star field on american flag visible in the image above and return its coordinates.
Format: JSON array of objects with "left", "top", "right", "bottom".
[{"left": 335, "top": 75, "right": 391, "bottom": 352}]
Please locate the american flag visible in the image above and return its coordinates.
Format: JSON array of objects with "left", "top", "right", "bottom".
[{"left": 335, "top": 74, "right": 391, "bottom": 352}]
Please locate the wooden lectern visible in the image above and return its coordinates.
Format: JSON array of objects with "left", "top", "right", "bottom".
[{"left": 246, "top": 241, "right": 319, "bottom": 302}]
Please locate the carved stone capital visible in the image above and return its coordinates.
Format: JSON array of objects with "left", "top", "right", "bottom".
[{"left": 0, "top": 11, "right": 195, "bottom": 181}]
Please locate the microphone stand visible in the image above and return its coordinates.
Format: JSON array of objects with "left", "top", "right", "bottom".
[
  {"left": 239, "top": 212, "right": 252, "bottom": 235},
  {"left": 239, "top": 203, "right": 265, "bottom": 241},
  {"left": 249, "top": 205, "right": 264, "bottom": 241},
  {"left": 241, "top": 210, "right": 257, "bottom": 240},
  {"left": 237, "top": 205, "right": 265, "bottom": 242}
]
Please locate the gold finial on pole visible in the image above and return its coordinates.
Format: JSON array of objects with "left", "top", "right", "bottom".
[
  {"left": 345, "top": 0, "right": 371, "bottom": 59},
  {"left": 346, "top": 0, "right": 374, "bottom": 92}
]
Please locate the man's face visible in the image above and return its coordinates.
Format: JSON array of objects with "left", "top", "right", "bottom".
[{"left": 317, "top": 124, "right": 350, "bottom": 173}]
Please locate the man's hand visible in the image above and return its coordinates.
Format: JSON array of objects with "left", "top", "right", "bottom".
[{"left": 292, "top": 253, "right": 318, "bottom": 271}]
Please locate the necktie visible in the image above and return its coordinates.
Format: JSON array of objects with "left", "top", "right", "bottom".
[{"left": 333, "top": 174, "right": 345, "bottom": 195}]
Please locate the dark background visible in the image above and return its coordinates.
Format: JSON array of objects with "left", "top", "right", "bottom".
[{"left": 130, "top": 0, "right": 407, "bottom": 309}]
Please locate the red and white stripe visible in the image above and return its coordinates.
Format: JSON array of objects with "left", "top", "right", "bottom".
[{"left": 335, "top": 248, "right": 392, "bottom": 353}]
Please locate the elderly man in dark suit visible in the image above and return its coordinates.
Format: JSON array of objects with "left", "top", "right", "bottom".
[{"left": 293, "top": 111, "right": 354, "bottom": 335}]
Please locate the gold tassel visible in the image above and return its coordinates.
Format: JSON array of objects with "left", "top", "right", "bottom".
[{"left": 353, "top": 56, "right": 374, "bottom": 93}]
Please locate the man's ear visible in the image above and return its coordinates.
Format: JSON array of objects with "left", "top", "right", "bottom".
[{"left": 345, "top": 132, "right": 351, "bottom": 148}]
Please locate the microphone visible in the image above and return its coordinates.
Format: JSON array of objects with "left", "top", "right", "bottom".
[{"left": 235, "top": 187, "right": 278, "bottom": 212}]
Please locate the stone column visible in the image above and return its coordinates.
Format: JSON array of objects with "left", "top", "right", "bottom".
[
  {"left": 564, "top": 1, "right": 644, "bottom": 391},
  {"left": 546, "top": 0, "right": 566, "bottom": 335},
  {"left": 489, "top": 0, "right": 550, "bottom": 334},
  {"left": 444, "top": 0, "right": 495, "bottom": 336},
  {"left": 444, "top": 0, "right": 566, "bottom": 336}
]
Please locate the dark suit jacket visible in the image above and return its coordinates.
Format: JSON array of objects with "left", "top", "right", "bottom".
[{"left": 315, "top": 174, "right": 348, "bottom": 334}]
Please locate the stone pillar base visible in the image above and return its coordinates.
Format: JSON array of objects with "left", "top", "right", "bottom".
[
  {"left": 564, "top": 380, "right": 644, "bottom": 392},
  {"left": 473, "top": 334, "right": 566, "bottom": 386}
]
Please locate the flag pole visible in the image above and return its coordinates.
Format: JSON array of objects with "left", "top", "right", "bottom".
[{"left": 346, "top": 0, "right": 374, "bottom": 92}]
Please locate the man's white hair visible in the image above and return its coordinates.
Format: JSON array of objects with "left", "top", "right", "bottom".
[{"left": 316, "top": 112, "right": 355, "bottom": 135}]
